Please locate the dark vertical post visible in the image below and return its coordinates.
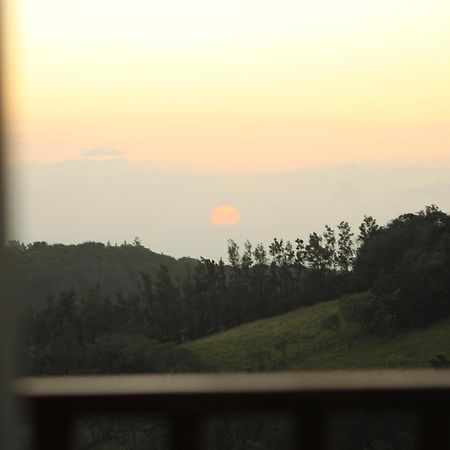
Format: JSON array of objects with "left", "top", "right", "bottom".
[
  {"left": 170, "top": 413, "right": 203, "bottom": 450},
  {"left": 33, "top": 408, "right": 73, "bottom": 450},
  {"left": 298, "top": 408, "right": 328, "bottom": 450},
  {"left": 0, "top": 1, "right": 18, "bottom": 449},
  {"left": 418, "top": 408, "right": 448, "bottom": 450}
]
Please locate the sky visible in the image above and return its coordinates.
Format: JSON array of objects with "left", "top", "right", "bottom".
[
  {"left": 9, "top": 0, "right": 450, "bottom": 171},
  {"left": 5, "top": 0, "right": 450, "bottom": 257},
  {"left": 10, "top": 161, "right": 450, "bottom": 259}
]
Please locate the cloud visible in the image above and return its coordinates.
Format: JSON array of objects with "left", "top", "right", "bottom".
[{"left": 83, "top": 147, "right": 125, "bottom": 157}]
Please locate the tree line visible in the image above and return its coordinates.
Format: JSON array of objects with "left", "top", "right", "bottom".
[
  {"left": 17, "top": 205, "right": 450, "bottom": 450},
  {"left": 20, "top": 205, "right": 450, "bottom": 376}
]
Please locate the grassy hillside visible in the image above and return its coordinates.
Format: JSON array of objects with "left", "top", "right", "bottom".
[{"left": 183, "top": 296, "right": 450, "bottom": 371}]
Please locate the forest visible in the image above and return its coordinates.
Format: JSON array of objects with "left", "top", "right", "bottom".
[
  {"left": 12, "top": 205, "right": 450, "bottom": 450},
  {"left": 10, "top": 204, "right": 449, "bottom": 374}
]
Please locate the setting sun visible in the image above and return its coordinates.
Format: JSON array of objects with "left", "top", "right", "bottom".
[{"left": 210, "top": 205, "right": 240, "bottom": 227}]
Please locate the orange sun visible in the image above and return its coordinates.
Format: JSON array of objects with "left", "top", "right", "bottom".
[{"left": 210, "top": 205, "right": 240, "bottom": 227}]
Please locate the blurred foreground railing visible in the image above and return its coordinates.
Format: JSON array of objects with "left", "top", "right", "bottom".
[{"left": 14, "top": 370, "right": 450, "bottom": 450}]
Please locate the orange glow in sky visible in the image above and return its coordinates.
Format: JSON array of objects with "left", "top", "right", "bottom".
[
  {"left": 211, "top": 205, "right": 240, "bottom": 227},
  {"left": 9, "top": 0, "right": 450, "bottom": 172}
]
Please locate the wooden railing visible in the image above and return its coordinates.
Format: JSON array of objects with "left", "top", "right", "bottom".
[{"left": 14, "top": 370, "right": 450, "bottom": 450}]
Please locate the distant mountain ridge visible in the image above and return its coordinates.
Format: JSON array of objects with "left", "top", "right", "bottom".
[{"left": 7, "top": 241, "right": 197, "bottom": 306}]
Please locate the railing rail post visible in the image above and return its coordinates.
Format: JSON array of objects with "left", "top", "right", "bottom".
[
  {"left": 298, "top": 407, "right": 327, "bottom": 450},
  {"left": 33, "top": 409, "right": 73, "bottom": 450},
  {"left": 170, "top": 413, "right": 204, "bottom": 450},
  {"left": 15, "top": 372, "right": 450, "bottom": 450},
  {"left": 419, "top": 408, "right": 448, "bottom": 450}
]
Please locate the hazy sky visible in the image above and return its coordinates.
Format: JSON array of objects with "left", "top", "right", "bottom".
[
  {"left": 11, "top": 162, "right": 450, "bottom": 259},
  {"left": 5, "top": 0, "right": 450, "bottom": 257}
]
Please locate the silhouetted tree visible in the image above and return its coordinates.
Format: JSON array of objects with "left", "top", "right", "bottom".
[{"left": 337, "top": 221, "right": 354, "bottom": 273}]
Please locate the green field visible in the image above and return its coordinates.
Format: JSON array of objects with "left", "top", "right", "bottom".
[{"left": 182, "top": 296, "right": 450, "bottom": 371}]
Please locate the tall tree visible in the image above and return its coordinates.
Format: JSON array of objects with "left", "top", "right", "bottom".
[
  {"left": 155, "top": 265, "right": 180, "bottom": 342},
  {"left": 358, "top": 216, "right": 379, "bottom": 246},
  {"left": 337, "top": 221, "right": 355, "bottom": 272},
  {"left": 294, "top": 238, "right": 306, "bottom": 287},
  {"left": 140, "top": 272, "right": 156, "bottom": 337},
  {"left": 227, "top": 239, "right": 241, "bottom": 270},
  {"left": 323, "top": 225, "right": 337, "bottom": 271},
  {"left": 253, "top": 243, "right": 269, "bottom": 315},
  {"left": 305, "top": 233, "right": 324, "bottom": 271}
]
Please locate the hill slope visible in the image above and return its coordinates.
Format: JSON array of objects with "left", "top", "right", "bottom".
[
  {"left": 8, "top": 242, "right": 197, "bottom": 306},
  {"left": 183, "top": 297, "right": 450, "bottom": 371}
]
